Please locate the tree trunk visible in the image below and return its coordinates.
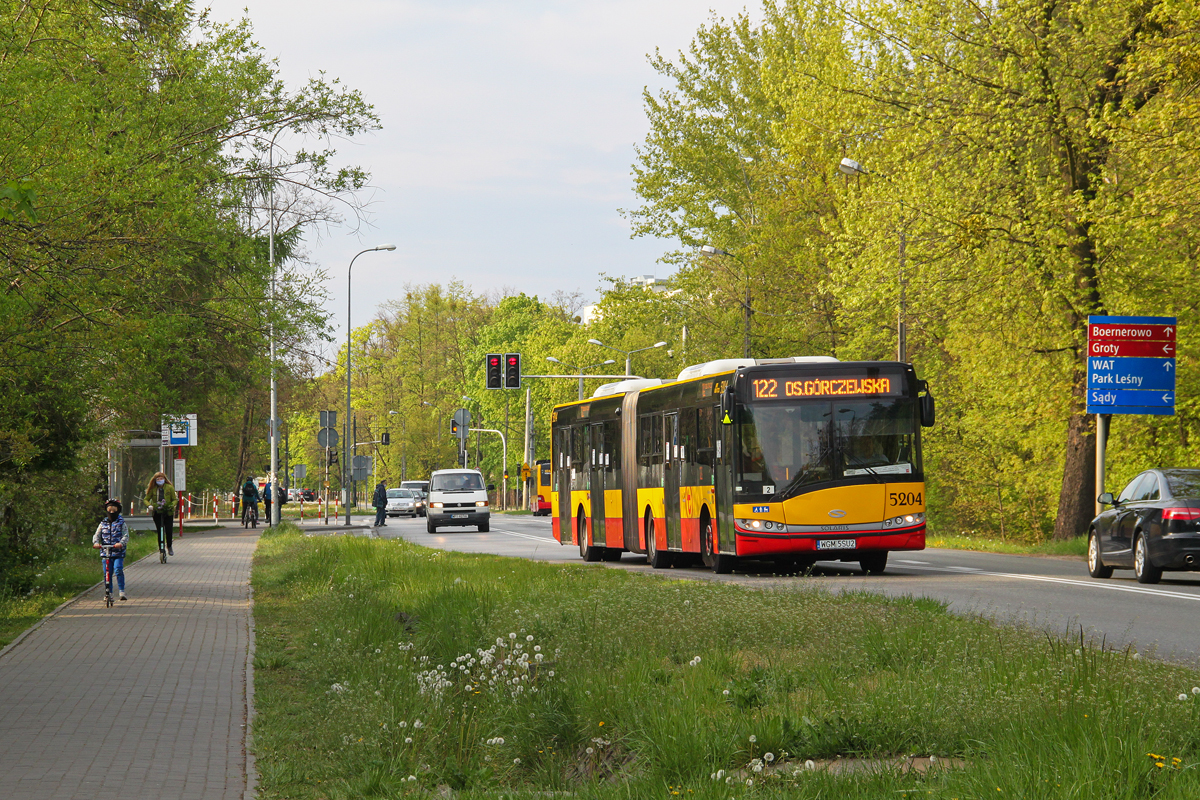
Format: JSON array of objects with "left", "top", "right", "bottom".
[{"left": 1053, "top": 375, "right": 1096, "bottom": 539}]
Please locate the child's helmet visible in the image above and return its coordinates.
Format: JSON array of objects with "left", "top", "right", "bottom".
[{"left": 105, "top": 498, "right": 123, "bottom": 513}]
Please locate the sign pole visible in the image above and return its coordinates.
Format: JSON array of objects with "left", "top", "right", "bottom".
[
  {"left": 1094, "top": 414, "right": 1108, "bottom": 517},
  {"left": 177, "top": 445, "right": 184, "bottom": 539}
]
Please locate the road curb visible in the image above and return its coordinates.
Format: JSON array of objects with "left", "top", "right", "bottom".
[{"left": 244, "top": 575, "right": 258, "bottom": 800}]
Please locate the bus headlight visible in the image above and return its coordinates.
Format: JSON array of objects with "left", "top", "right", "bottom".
[{"left": 430, "top": 502, "right": 444, "bottom": 508}]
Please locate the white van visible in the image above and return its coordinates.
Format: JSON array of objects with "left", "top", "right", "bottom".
[{"left": 426, "top": 469, "right": 493, "bottom": 533}]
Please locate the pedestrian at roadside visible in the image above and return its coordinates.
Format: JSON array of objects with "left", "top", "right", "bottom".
[
  {"left": 93, "top": 499, "right": 130, "bottom": 601},
  {"left": 372, "top": 480, "right": 388, "bottom": 527},
  {"left": 263, "top": 480, "right": 273, "bottom": 526},
  {"left": 145, "top": 471, "right": 176, "bottom": 556}
]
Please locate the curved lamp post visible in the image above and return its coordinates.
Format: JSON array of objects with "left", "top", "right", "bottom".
[
  {"left": 345, "top": 244, "right": 396, "bottom": 524},
  {"left": 547, "top": 356, "right": 616, "bottom": 400},
  {"left": 836, "top": 156, "right": 906, "bottom": 362},
  {"left": 585, "top": 339, "right": 666, "bottom": 376}
]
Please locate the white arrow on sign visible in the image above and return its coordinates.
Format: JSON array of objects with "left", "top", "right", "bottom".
[
  {"left": 1164, "top": 393, "right": 1174, "bottom": 404},
  {"left": 1164, "top": 343, "right": 1174, "bottom": 355},
  {"left": 1164, "top": 361, "right": 1174, "bottom": 371}
]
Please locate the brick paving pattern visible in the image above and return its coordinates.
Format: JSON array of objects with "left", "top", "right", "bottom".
[{"left": 0, "top": 526, "right": 260, "bottom": 800}]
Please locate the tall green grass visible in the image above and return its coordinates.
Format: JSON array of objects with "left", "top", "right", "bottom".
[{"left": 251, "top": 527, "right": 1200, "bottom": 799}]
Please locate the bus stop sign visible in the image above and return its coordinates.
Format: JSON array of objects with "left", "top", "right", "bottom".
[{"left": 1087, "top": 315, "right": 1176, "bottom": 416}]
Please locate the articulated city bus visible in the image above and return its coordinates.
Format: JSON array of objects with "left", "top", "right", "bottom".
[
  {"left": 534, "top": 459, "right": 553, "bottom": 515},
  {"left": 550, "top": 357, "right": 935, "bottom": 573}
]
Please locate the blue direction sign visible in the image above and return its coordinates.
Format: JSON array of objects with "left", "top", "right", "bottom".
[
  {"left": 1087, "top": 357, "right": 1175, "bottom": 392},
  {"left": 1086, "top": 315, "right": 1176, "bottom": 416}
]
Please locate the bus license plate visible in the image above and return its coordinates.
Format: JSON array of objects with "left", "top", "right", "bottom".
[{"left": 817, "top": 538, "right": 856, "bottom": 550}]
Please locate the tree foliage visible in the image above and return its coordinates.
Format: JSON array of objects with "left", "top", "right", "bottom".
[{"left": 0, "top": 1, "right": 375, "bottom": 558}]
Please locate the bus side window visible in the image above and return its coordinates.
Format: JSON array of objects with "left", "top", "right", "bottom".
[
  {"left": 638, "top": 415, "right": 652, "bottom": 467},
  {"left": 651, "top": 414, "right": 663, "bottom": 466}
]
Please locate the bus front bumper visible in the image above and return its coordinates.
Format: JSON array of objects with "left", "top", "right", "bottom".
[{"left": 732, "top": 524, "right": 926, "bottom": 557}]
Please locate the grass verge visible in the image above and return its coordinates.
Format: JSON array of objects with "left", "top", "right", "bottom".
[
  {"left": 928, "top": 532, "right": 1088, "bottom": 558},
  {"left": 0, "top": 524, "right": 219, "bottom": 647},
  {"left": 252, "top": 528, "right": 1200, "bottom": 799}
]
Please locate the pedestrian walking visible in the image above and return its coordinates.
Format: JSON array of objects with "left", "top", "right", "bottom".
[
  {"left": 263, "top": 480, "right": 273, "bottom": 526},
  {"left": 93, "top": 499, "right": 130, "bottom": 601},
  {"left": 372, "top": 480, "right": 388, "bottom": 527},
  {"left": 145, "top": 471, "right": 176, "bottom": 556}
]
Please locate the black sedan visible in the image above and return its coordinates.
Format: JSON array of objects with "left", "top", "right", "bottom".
[{"left": 1088, "top": 468, "right": 1200, "bottom": 584}]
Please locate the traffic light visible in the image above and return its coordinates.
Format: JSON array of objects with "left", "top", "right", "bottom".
[
  {"left": 328, "top": 450, "right": 338, "bottom": 466},
  {"left": 450, "top": 418, "right": 459, "bottom": 436},
  {"left": 485, "top": 353, "right": 502, "bottom": 389},
  {"left": 504, "top": 352, "right": 521, "bottom": 389},
  {"left": 381, "top": 432, "right": 390, "bottom": 446}
]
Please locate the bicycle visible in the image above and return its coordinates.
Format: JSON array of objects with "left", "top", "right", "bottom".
[{"left": 242, "top": 502, "right": 259, "bottom": 529}]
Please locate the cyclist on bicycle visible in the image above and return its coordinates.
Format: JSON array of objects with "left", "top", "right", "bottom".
[
  {"left": 241, "top": 477, "right": 261, "bottom": 528},
  {"left": 93, "top": 499, "right": 129, "bottom": 601}
]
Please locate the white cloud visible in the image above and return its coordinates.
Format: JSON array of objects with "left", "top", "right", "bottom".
[{"left": 201, "top": 0, "right": 757, "bottom": 341}]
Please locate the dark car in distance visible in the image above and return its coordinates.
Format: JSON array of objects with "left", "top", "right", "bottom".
[
  {"left": 300, "top": 488, "right": 317, "bottom": 502},
  {"left": 1088, "top": 469, "right": 1200, "bottom": 584}
]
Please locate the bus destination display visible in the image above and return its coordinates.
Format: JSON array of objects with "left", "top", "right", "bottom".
[{"left": 750, "top": 374, "right": 899, "bottom": 400}]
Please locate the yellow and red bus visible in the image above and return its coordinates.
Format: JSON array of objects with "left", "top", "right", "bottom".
[
  {"left": 534, "top": 459, "right": 553, "bottom": 515},
  {"left": 550, "top": 357, "right": 935, "bottom": 573}
]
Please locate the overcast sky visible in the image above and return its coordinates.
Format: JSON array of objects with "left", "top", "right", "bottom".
[{"left": 201, "top": 0, "right": 754, "bottom": 349}]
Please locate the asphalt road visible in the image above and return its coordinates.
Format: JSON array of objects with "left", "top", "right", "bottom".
[{"left": 348, "top": 514, "right": 1200, "bottom": 667}]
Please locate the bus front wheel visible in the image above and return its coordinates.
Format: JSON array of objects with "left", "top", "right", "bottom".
[
  {"left": 859, "top": 552, "right": 887, "bottom": 575},
  {"left": 646, "top": 515, "right": 672, "bottom": 569},
  {"left": 700, "top": 515, "right": 735, "bottom": 574}
]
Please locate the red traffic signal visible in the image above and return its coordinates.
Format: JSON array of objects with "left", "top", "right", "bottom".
[
  {"left": 485, "top": 353, "right": 503, "bottom": 389},
  {"left": 504, "top": 352, "right": 521, "bottom": 389}
]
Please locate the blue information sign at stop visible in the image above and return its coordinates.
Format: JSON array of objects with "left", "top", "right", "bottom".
[{"left": 1086, "top": 315, "right": 1176, "bottom": 416}]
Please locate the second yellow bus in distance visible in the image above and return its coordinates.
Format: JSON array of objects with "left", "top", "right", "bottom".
[{"left": 549, "top": 356, "right": 935, "bottom": 574}]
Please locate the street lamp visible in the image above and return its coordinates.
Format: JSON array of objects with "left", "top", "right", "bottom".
[
  {"left": 699, "top": 244, "right": 753, "bottom": 358},
  {"left": 264, "top": 126, "right": 286, "bottom": 527},
  {"left": 547, "top": 356, "right": 616, "bottom": 400},
  {"left": 345, "top": 244, "right": 397, "bottom": 524},
  {"left": 836, "top": 156, "right": 906, "bottom": 362},
  {"left": 585, "top": 339, "right": 666, "bottom": 376}
]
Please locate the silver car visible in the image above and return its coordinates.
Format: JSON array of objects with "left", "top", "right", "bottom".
[{"left": 386, "top": 488, "right": 420, "bottom": 517}]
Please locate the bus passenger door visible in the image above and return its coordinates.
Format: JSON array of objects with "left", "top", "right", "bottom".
[
  {"left": 557, "top": 427, "right": 572, "bottom": 543},
  {"left": 715, "top": 405, "right": 735, "bottom": 554},
  {"left": 664, "top": 412, "right": 682, "bottom": 551},
  {"left": 589, "top": 423, "right": 606, "bottom": 546}
]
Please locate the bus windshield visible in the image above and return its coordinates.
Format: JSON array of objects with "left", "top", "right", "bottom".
[{"left": 736, "top": 398, "right": 920, "bottom": 500}]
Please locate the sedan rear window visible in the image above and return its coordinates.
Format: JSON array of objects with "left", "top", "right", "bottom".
[
  {"left": 387, "top": 489, "right": 414, "bottom": 498},
  {"left": 1164, "top": 470, "right": 1200, "bottom": 498},
  {"left": 431, "top": 473, "right": 484, "bottom": 491}
]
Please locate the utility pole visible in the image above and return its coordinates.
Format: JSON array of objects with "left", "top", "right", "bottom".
[{"left": 522, "top": 386, "right": 531, "bottom": 511}]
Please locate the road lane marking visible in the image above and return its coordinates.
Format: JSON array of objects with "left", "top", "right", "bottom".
[
  {"left": 489, "top": 526, "right": 558, "bottom": 543},
  {"left": 899, "top": 563, "right": 1200, "bottom": 601}
]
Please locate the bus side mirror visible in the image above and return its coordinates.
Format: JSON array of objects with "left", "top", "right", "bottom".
[
  {"left": 720, "top": 388, "right": 734, "bottom": 424},
  {"left": 1097, "top": 492, "right": 1116, "bottom": 506},
  {"left": 487, "top": 484, "right": 496, "bottom": 492},
  {"left": 920, "top": 392, "right": 936, "bottom": 428}
]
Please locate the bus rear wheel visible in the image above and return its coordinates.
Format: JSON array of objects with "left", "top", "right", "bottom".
[
  {"left": 579, "top": 515, "right": 602, "bottom": 562},
  {"left": 646, "top": 515, "right": 672, "bottom": 569},
  {"left": 859, "top": 552, "right": 887, "bottom": 575}
]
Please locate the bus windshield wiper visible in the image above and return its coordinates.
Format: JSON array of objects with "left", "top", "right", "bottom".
[{"left": 772, "top": 444, "right": 834, "bottom": 501}]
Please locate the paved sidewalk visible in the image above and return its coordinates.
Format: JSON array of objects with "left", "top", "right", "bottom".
[{"left": 0, "top": 526, "right": 260, "bottom": 800}]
